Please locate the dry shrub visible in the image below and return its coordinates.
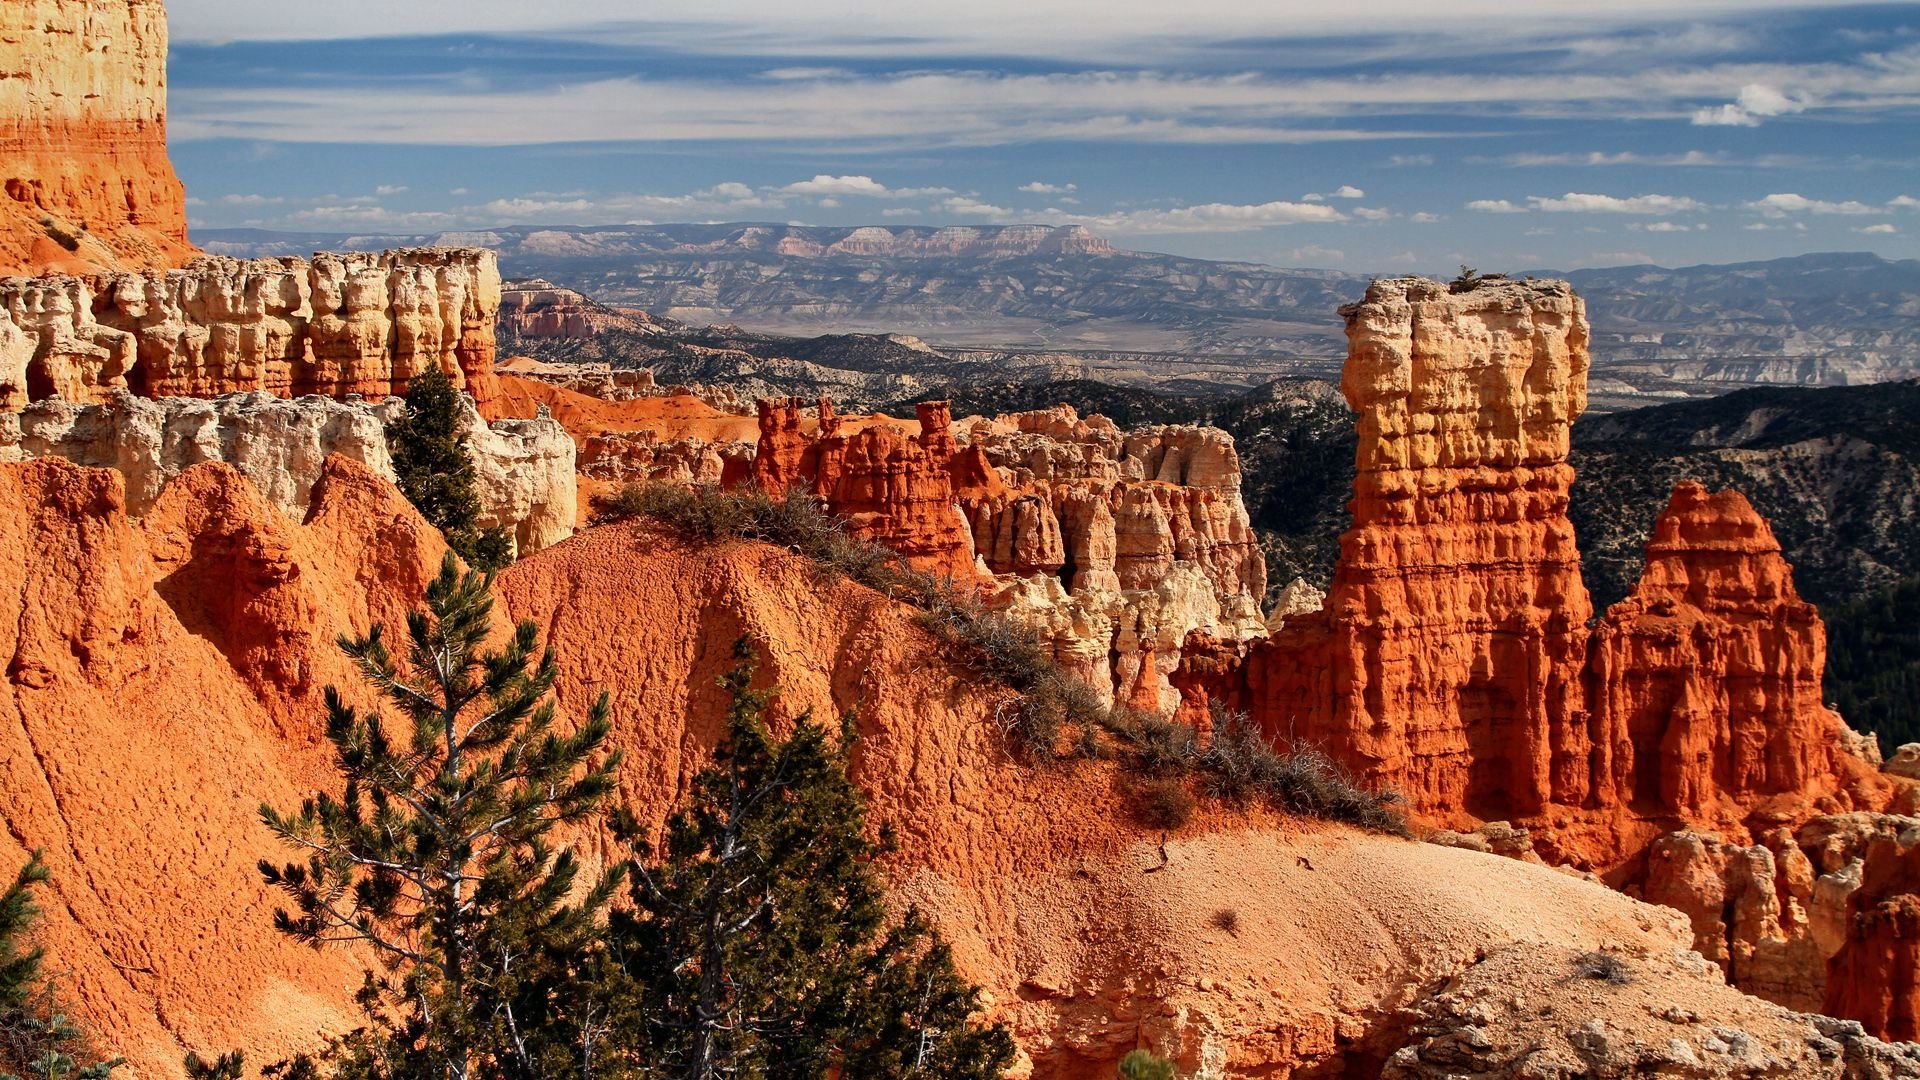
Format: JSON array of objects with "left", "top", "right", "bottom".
[
  {"left": 1209, "top": 908, "right": 1241, "bottom": 936},
  {"left": 1131, "top": 777, "right": 1195, "bottom": 831},
  {"left": 1200, "top": 707, "right": 1408, "bottom": 836},
  {"left": 1572, "top": 950, "right": 1633, "bottom": 984}
]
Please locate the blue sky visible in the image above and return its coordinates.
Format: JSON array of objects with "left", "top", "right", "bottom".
[{"left": 165, "top": 0, "right": 1920, "bottom": 272}]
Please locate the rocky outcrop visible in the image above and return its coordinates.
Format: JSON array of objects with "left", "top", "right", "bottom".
[
  {"left": 0, "top": 0, "right": 195, "bottom": 275},
  {"left": 499, "top": 279, "right": 658, "bottom": 341},
  {"left": 1588, "top": 482, "right": 1860, "bottom": 819},
  {"left": 753, "top": 397, "right": 978, "bottom": 580},
  {"left": 577, "top": 429, "right": 752, "bottom": 488},
  {"left": 0, "top": 389, "right": 574, "bottom": 554},
  {"left": 1223, "top": 277, "right": 1593, "bottom": 820},
  {"left": 0, "top": 249, "right": 502, "bottom": 412},
  {"left": 1825, "top": 825, "right": 1920, "bottom": 1041}
]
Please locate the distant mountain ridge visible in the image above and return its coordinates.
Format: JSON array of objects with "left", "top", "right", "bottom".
[{"left": 197, "top": 225, "right": 1920, "bottom": 395}]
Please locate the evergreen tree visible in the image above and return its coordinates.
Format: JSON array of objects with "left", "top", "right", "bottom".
[
  {"left": 0, "top": 854, "right": 122, "bottom": 1080},
  {"left": 389, "top": 368, "right": 512, "bottom": 573},
  {"left": 260, "top": 552, "right": 622, "bottom": 1080},
  {"left": 602, "top": 639, "right": 1014, "bottom": 1080}
]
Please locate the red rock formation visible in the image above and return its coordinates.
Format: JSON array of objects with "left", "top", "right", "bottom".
[
  {"left": 1826, "top": 835, "right": 1920, "bottom": 1040},
  {"left": 752, "top": 397, "right": 977, "bottom": 580},
  {"left": 0, "top": 249, "right": 502, "bottom": 411},
  {"left": 1230, "top": 277, "right": 1593, "bottom": 821},
  {"left": 0, "top": 0, "right": 194, "bottom": 274},
  {"left": 1587, "top": 482, "right": 1861, "bottom": 819},
  {"left": 498, "top": 279, "right": 655, "bottom": 341}
]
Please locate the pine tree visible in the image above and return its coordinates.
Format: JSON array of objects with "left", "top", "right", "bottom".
[
  {"left": 603, "top": 638, "right": 1014, "bottom": 1080},
  {"left": 389, "top": 368, "right": 512, "bottom": 573},
  {"left": 260, "top": 552, "right": 622, "bottom": 1080},
  {"left": 0, "top": 855, "right": 122, "bottom": 1080}
]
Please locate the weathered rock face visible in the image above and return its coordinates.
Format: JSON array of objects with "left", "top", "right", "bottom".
[
  {"left": 957, "top": 407, "right": 1265, "bottom": 605},
  {"left": 498, "top": 279, "right": 657, "bottom": 341},
  {"left": 0, "top": 0, "right": 194, "bottom": 275},
  {"left": 753, "top": 397, "right": 978, "bottom": 580},
  {"left": 0, "top": 249, "right": 502, "bottom": 412},
  {"left": 1588, "top": 482, "right": 1857, "bottom": 819},
  {"left": 949, "top": 406, "right": 1267, "bottom": 712},
  {"left": 1825, "top": 824, "right": 1920, "bottom": 1041},
  {"left": 1232, "top": 277, "right": 1594, "bottom": 821},
  {"left": 0, "top": 389, "right": 574, "bottom": 554}
]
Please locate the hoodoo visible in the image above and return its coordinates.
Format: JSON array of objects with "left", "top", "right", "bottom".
[
  {"left": 1229, "top": 276, "right": 1595, "bottom": 819},
  {"left": 0, "top": 0, "right": 194, "bottom": 274}
]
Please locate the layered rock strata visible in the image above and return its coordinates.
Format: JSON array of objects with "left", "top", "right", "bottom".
[
  {"left": 0, "top": 0, "right": 195, "bottom": 274},
  {"left": 754, "top": 397, "right": 979, "bottom": 580},
  {"left": 0, "top": 249, "right": 502, "bottom": 411},
  {"left": 0, "top": 389, "right": 574, "bottom": 554},
  {"left": 1226, "top": 277, "right": 1594, "bottom": 820}
]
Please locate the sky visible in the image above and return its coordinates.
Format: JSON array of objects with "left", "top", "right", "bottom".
[{"left": 164, "top": 0, "right": 1920, "bottom": 273}]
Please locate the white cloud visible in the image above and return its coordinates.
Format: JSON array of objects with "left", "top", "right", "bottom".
[
  {"left": 1466, "top": 199, "right": 1525, "bottom": 213},
  {"left": 220, "top": 193, "right": 285, "bottom": 206},
  {"left": 374, "top": 184, "right": 410, "bottom": 196},
  {"left": 1494, "top": 149, "right": 1728, "bottom": 166},
  {"left": 1409, "top": 211, "right": 1442, "bottom": 223},
  {"left": 1018, "top": 181, "right": 1077, "bottom": 194},
  {"left": 1529, "top": 192, "right": 1704, "bottom": 213},
  {"left": 1629, "top": 220, "right": 1704, "bottom": 231},
  {"left": 172, "top": 43, "right": 1920, "bottom": 149},
  {"left": 1286, "top": 245, "right": 1345, "bottom": 263},
  {"left": 1891, "top": 195, "right": 1920, "bottom": 209},
  {"left": 780, "top": 174, "right": 953, "bottom": 198},
  {"left": 1747, "top": 192, "right": 1880, "bottom": 216},
  {"left": 1352, "top": 207, "right": 1393, "bottom": 220},
  {"left": 1389, "top": 154, "right": 1435, "bottom": 167},
  {"left": 1304, "top": 184, "right": 1366, "bottom": 201},
  {"left": 1855, "top": 223, "right": 1899, "bottom": 234},
  {"left": 449, "top": 187, "right": 471, "bottom": 195},
  {"left": 1691, "top": 82, "right": 1815, "bottom": 126}
]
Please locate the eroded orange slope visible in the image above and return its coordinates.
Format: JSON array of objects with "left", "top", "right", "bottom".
[{"left": 0, "top": 460, "right": 1875, "bottom": 1078}]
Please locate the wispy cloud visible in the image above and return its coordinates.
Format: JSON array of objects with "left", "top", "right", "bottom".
[{"left": 1468, "top": 192, "right": 1705, "bottom": 214}]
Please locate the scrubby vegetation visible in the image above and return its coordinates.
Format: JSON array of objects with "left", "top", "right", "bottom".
[
  {"left": 0, "top": 854, "right": 121, "bottom": 1080},
  {"left": 1572, "top": 951, "right": 1633, "bottom": 985},
  {"left": 35, "top": 216, "right": 82, "bottom": 254},
  {"left": 1117, "top": 1050, "right": 1176, "bottom": 1080},
  {"left": 596, "top": 481, "right": 1407, "bottom": 836}
]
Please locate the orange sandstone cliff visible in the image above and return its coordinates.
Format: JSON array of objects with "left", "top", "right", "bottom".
[{"left": 0, "top": 0, "right": 193, "bottom": 274}]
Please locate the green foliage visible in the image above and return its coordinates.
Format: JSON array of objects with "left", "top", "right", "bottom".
[
  {"left": 1117, "top": 1050, "right": 1176, "bottom": 1080},
  {"left": 1447, "top": 265, "right": 1506, "bottom": 294},
  {"left": 1825, "top": 575, "right": 1920, "bottom": 750},
  {"left": 35, "top": 217, "right": 81, "bottom": 254},
  {"left": 600, "top": 639, "right": 1016, "bottom": 1080},
  {"left": 259, "top": 551, "right": 622, "bottom": 1080},
  {"left": 0, "top": 856, "right": 122, "bottom": 1080},
  {"left": 388, "top": 368, "right": 512, "bottom": 573},
  {"left": 184, "top": 1052, "right": 246, "bottom": 1080},
  {"left": 1195, "top": 709, "right": 1407, "bottom": 836},
  {"left": 0, "top": 856, "right": 48, "bottom": 1012}
]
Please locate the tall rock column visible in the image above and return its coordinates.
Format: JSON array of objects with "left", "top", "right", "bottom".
[
  {"left": 0, "top": 0, "right": 195, "bottom": 273},
  {"left": 1245, "top": 277, "right": 1593, "bottom": 820}
]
